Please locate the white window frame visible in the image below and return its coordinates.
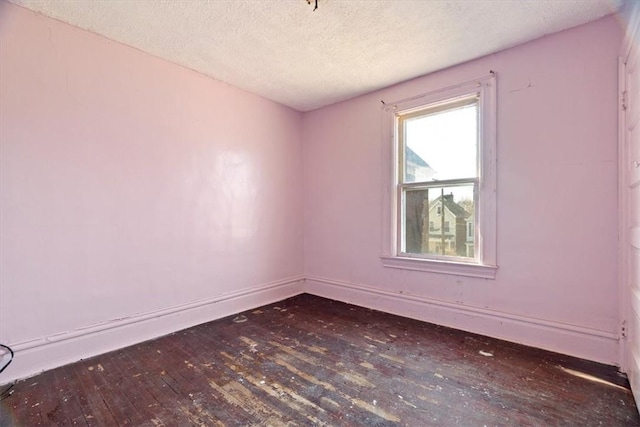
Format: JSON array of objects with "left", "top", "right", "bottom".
[{"left": 381, "top": 73, "right": 497, "bottom": 279}]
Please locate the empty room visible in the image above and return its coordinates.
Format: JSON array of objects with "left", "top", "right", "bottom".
[{"left": 1, "top": 0, "right": 640, "bottom": 425}]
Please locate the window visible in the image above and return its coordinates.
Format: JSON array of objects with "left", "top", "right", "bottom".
[{"left": 381, "top": 74, "right": 497, "bottom": 279}]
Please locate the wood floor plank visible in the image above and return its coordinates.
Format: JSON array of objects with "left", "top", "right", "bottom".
[{"left": 1, "top": 294, "right": 638, "bottom": 426}]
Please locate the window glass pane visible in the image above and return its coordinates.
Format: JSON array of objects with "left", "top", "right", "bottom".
[
  {"left": 403, "top": 184, "right": 475, "bottom": 258},
  {"left": 403, "top": 103, "right": 477, "bottom": 183}
]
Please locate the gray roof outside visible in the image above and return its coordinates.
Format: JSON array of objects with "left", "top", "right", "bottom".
[
  {"left": 406, "top": 147, "right": 430, "bottom": 168},
  {"left": 429, "top": 194, "right": 470, "bottom": 219}
]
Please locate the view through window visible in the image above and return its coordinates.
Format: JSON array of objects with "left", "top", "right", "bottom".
[{"left": 399, "top": 97, "right": 478, "bottom": 260}]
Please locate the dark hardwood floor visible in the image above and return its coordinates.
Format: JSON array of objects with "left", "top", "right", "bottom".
[{"left": 1, "top": 294, "right": 638, "bottom": 426}]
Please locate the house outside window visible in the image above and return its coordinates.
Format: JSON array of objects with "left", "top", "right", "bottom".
[{"left": 381, "top": 74, "right": 497, "bottom": 279}]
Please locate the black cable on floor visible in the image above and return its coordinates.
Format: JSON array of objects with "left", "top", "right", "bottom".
[
  {"left": 0, "top": 344, "right": 13, "bottom": 374},
  {"left": 0, "top": 384, "right": 13, "bottom": 401},
  {"left": 0, "top": 344, "right": 15, "bottom": 401}
]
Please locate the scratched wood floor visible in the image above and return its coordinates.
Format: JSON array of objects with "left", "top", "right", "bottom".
[{"left": 1, "top": 294, "right": 638, "bottom": 426}]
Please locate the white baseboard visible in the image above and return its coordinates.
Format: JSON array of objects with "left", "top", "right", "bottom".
[
  {"left": 629, "top": 344, "right": 640, "bottom": 407},
  {"left": 2, "top": 274, "right": 621, "bottom": 385},
  {"left": 305, "top": 276, "right": 620, "bottom": 366},
  {"left": 1, "top": 276, "right": 305, "bottom": 385}
]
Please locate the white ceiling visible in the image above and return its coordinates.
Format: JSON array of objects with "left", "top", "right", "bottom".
[{"left": 8, "top": 0, "right": 624, "bottom": 111}]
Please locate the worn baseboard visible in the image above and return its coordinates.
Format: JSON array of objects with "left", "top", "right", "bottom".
[
  {"left": 2, "top": 274, "right": 621, "bottom": 385},
  {"left": 305, "top": 276, "right": 620, "bottom": 366},
  {"left": 629, "top": 343, "right": 640, "bottom": 409},
  {"left": 0, "top": 276, "right": 305, "bottom": 385}
]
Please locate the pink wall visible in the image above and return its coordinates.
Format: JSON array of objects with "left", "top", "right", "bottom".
[
  {"left": 303, "top": 16, "right": 624, "bottom": 364},
  {"left": 0, "top": 3, "right": 303, "bottom": 380}
]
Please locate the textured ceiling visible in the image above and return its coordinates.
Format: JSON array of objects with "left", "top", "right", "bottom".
[{"left": 8, "top": 0, "right": 624, "bottom": 111}]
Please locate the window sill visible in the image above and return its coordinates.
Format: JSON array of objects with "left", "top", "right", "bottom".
[{"left": 381, "top": 256, "right": 497, "bottom": 279}]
